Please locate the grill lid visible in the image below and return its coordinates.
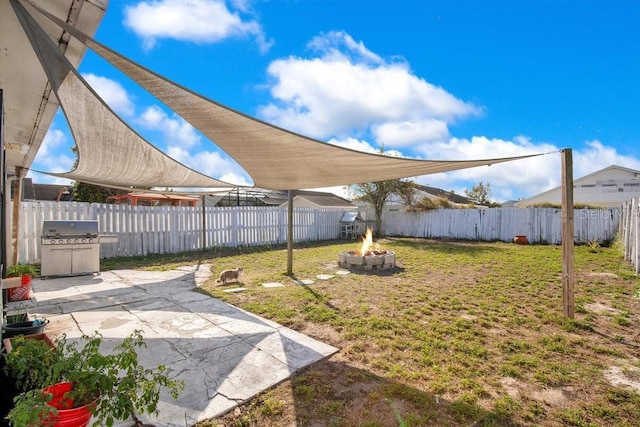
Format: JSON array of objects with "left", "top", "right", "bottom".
[{"left": 42, "top": 220, "right": 99, "bottom": 238}]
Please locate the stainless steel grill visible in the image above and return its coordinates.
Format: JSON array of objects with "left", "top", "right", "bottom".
[{"left": 40, "top": 220, "right": 100, "bottom": 278}]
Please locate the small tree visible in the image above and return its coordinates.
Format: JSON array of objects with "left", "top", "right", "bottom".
[
  {"left": 464, "top": 181, "right": 497, "bottom": 206},
  {"left": 72, "top": 181, "right": 127, "bottom": 203},
  {"left": 351, "top": 178, "right": 414, "bottom": 237}
]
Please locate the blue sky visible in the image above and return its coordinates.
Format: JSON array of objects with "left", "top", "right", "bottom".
[{"left": 30, "top": 0, "right": 640, "bottom": 202}]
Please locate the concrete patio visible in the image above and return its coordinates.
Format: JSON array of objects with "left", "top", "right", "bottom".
[{"left": 8, "top": 265, "right": 338, "bottom": 426}]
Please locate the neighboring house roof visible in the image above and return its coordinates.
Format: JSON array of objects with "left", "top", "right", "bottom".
[
  {"left": 12, "top": 178, "right": 74, "bottom": 202},
  {"left": 34, "top": 184, "right": 74, "bottom": 202},
  {"left": 108, "top": 192, "right": 199, "bottom": 206},
  {"left": 296, "top": 190, "right": 354, "bottom": 207},
  {"left": 414, "top": 184, "right": 475, "bottom": 205},
  {"left": 518, "top": 165, "right": 640, "bottom": 208},
  {"left": 279, "top": 190, "right": 355, "bottom": 208},
  {"left": 500, "top": 200, "right": 520, "bottom": 208}
]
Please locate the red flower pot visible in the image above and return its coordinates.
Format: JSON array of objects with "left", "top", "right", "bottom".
[{"left": 41, "top": 382, "right": 96, "bottom": 427}]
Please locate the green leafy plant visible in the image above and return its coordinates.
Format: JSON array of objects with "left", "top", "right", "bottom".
[
  {"left": 6, "top": 263, "right": 39, "bottom": 277},
  {"left": 4, "top": 303, "right": 29, "bottom": 324},
  {"left": 3, "top": 335, "right": 60, "bottom": 392},
  {"left": 4, "top": 330, "right": 184, "bottom": 427}
]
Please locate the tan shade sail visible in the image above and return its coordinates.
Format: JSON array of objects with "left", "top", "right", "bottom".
[
  {"left": 12, "top": 0, "right": 235, "bottom": 190},
  {"left": 19, "top": 0, "right": 549, "bottom": 191}
]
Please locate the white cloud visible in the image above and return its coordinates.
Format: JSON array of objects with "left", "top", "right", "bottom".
[
  {"left": 137, "top": 106, "right": 201, "bottom": 148},
  {"left": 32, "top": 128, "right": 76, "bottom": 174},
  {"left": 326, "top": 137, "right": 378, "bottom": 154},
  {"left": 373, "top": 119, "right": 450, "bottom": 147},
  {"left": 256, "top": 29, "right": 640, "bottom": 203},
  {"left": 574, "top": 140, "right": 640, "bottom": 178},
  {"left": 28, "top": 128, "right": 76, "bottom": 185},
  {"left": 325, "top": 137, "right": 405, "bottom": 158},
  {"left": 258, "top": 31, "right": 479, "bottom": 140},
  {"left": 82, "top": 73, "right": 135, "bottom": 117},
  {"left": 124, "top": 0, "right": 273, "bottom": 52},
  {"left": 167, "top": 146, "right": 251, "bottom": 185},
  {"left": 406, "top": 136, "right": 640, "bottom": 203},
  {"left": 218, "top": 172, "right": 253, "bottom": 187},
  {"left": 35, "top": 129, "right": 66, "bottom": 159}
]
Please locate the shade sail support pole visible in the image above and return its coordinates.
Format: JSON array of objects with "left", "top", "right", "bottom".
[
  {"left": 561, "top": 149, "right": 575, "bottom": 319},
  {"left": 287, "top": 190, "right": 293, "bottom": 276}
]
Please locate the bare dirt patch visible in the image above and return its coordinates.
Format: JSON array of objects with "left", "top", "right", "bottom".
[
  {"left": 604, "top": 365, "right": 640, "bottom": 392},
  {"left": 584, "top": 302, "right": 621, "bottom": 315}
]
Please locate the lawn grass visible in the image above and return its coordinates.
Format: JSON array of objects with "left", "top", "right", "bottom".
[{"left": 104, "top": 238, "right": 640, "bottom": 426}]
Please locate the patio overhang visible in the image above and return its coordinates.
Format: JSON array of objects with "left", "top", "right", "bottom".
[{"left": 0, "top": 0, "right": 107, "bottom": 181}]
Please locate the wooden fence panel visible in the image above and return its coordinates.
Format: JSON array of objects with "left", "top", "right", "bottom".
[{"left": 619, "top": 198, "right": 639, "bottom": 273}]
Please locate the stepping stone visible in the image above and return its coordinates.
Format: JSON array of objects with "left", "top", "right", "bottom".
[
  {"left": 336, "top": 270, "right": 351, "bottom": 275},
  {"left": 262, "top": 282, "right": 283, "bottom": 288},
  {"left": 223, "top": 287, "right": 247, "bottom": 293},
  {"left": 294, "top": 279, "right": 315, "bottom": 285},
  {"left": 316, "top": 274, "right": 334, "bottom": 280}
]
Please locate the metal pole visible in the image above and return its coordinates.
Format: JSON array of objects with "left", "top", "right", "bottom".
[
  {"left": 11, "top": 166, "right": 23, "bottom": 265},
  {"left": 287, "top": 190, "right": 293, "bottom": 276},
  {"left": 561, "top": 149, "right": 575, "bottom": 318}
]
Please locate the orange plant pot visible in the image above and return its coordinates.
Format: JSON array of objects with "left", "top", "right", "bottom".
[
  {"left": 8, "top": 282, "right": 31, "bottom": 301},
  {"left": 513, "top": 235, "right": 529, "bottom": 245}
]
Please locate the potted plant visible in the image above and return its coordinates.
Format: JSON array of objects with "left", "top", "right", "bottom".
[
  {"left": 4, "top": 330, "right": 184, "bottom": 427},
  {"left": 5, "top": 264, "right": 39, "bottom": 302},
  {"left": 1, "top": 318, "right": 49, "bottom": 339},
  {"left": 4, "top": 303, "right": 29, "bottom": 324},
  {"left": 2, "top": 303, "right": 49, "bottom": 338}
]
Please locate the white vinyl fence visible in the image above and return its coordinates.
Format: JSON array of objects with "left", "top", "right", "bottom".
[
  {"left": 619, "top": 197, "right": 640, "bottom": 273},
  {"left": 10, "top": 202, "right": 620, "bottom": 265},
  {"left": 12, "top": 202, "right": 346, "bottom": 264},
  {"left": 367, "top": 207, "right": 620, "bottom": 245}
]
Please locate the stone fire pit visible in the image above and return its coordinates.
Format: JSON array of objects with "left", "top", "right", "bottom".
[
  {"left": 339, "top": 228, "right": 396, "bottom": 271},
  {"left": 338, "top": 250, "right": 396, "bottom": 271}
]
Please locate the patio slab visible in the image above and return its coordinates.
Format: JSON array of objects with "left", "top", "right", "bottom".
[{"left": 16, "top": 264, "right": 338, "bottom": 426}]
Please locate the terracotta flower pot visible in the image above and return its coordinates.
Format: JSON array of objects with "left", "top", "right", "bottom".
[
  {"left": 514, "top": 235, "right": 529, "bottom": 245},
  {"left": 2, "top": 332, "right": 54, "bottom": 353}
]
